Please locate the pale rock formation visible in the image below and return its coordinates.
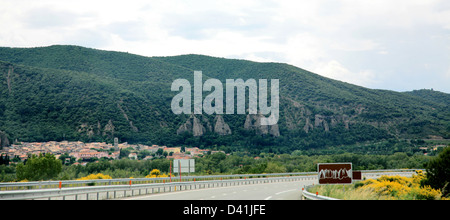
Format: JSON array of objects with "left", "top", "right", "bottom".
[{"left": 214, "top": 115, "right": 232, "bottom": 135}]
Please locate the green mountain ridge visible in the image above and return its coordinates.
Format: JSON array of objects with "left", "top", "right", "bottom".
[{"left": 0, "top": 45, "right": 449, "bottom": 154}]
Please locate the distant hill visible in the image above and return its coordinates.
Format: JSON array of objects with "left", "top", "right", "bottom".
[
  {"left": 405, "top": 89, "right": 450, "bottom": 106},
  {"left": 0, "top": 45, "right": 448, "bottom": 154}
]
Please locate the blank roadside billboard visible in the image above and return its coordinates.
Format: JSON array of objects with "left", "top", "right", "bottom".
[{"left": 173, "top": 159, "right": 195, "bottom": 173}]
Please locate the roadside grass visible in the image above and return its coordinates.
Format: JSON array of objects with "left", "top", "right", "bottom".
[{"left": 310, "top": 184, "right": 391, "bottom": 200}]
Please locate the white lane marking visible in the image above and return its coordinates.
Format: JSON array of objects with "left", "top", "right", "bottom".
[
  {"left": 275, "top": 189, "right": 297, "bottom": 195},
  {"left": 264, "top": 196, "right": 272, "bottom": 200}
]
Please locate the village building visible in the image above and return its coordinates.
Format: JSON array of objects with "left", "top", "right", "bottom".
[{"left": 69, "top": 149, "right": 109, "bottom": 161}]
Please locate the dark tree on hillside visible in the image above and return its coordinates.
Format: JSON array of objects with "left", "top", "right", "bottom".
[
  {"left": 423, "top": 146, "right": 450, "bottom": 197},
  {"left": 0, "top": 154, "right": 9, "bottom": 165}
]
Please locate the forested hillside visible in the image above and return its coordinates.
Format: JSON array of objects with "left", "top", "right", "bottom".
[{"left": 0, "top": 45, "right": 448, "bottom": 154}]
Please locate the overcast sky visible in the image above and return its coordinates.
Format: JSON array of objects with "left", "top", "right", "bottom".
[{"left": 1, "top": 0, "right": 449, "bottom": 93}]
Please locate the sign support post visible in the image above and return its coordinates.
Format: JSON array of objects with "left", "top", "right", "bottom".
[
  {"left": 169, "top": 160, "right": 172, "bottom": 183},
  {"left": 179, "top": 160, "right": 182, "bottom": 182}
]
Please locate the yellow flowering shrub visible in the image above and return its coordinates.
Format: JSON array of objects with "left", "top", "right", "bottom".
[
  {"left": 150, "top": 169, "right": 160, "bottom": 176},
  {"left": 356, "top": 171, "right": 442, "bottom": 200},
  {"left": 407, "top": 185, "right": 440, "bottom": 200},
  {"left": 362, "top": 180, "right": 410, "bottom": 198},
  {"left": 412, "top": 170, "right": 426, "bottom": 185},
  {"left": 145, "top": 169, "right": 170, "bottom": 178},
  {"left": 77, "top": 173, "right": 112, "bottom": 180},
  {"left": 377, "top": 175, "right": 412, "bottom": 187}
]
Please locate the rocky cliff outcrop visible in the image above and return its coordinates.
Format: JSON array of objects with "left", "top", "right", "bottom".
[
  {"left": 103, "top": 120, "right": 115, "bottom": 137},
  {"left": 177, "top": 114, "right": 233, "bottom": 136},
  {"left": 6, "top": 66, "right": 13, "bottom": 95},
  {"left": 177, "top": 114, "right": 208, "bottom": 136},
  {"left": 0, "top": 131, "right": 10, "bottom": 148},
  {"left": 303, "top": 117, "right": 314, "bottom": 133},
  {"left": 269, "top": 123, "right": 280, "bottom": 137},
  {"left": 314, "top": 114, "right": 330, "bottom": 132},
  {"left": 77, "top": 120, "right": 115, "bottom": 138},
  {"left": 178, "top": 113, "right": 281, "bottom": 137},
  {"left": 244, "top": 114, "right": 280, "bottom": 137},
  {"left": 214, "top": 115, "right": 232, "bottom": 135},
  {"left": 117, "top": 101, "right": 139, "bottom": 132},
  {"left": 283, "top": 97, "right": 355, "bottom": 133}
]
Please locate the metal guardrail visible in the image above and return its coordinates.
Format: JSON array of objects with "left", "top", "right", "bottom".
[
  {"left": 0, "top": 175, "right": 315, "bottom": 200},
  {"left": 0, "top": 172, "right": 318, "bottom": 191},
  {"left": 302, "top": 185, "right": 339, "bottom": 200}
]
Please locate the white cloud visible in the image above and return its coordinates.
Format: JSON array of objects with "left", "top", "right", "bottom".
[
  {"left": 313, "top": 60, "right": 378, "bottom": 88},
  {"left": 446, "top": 66, "right": 450, "bottom": 79},
  {"left": 0, "top": 0, "right": 449, "bottom": 93},
  {"left": 330, "top": 39, "right": 380, "bottom": 52}
]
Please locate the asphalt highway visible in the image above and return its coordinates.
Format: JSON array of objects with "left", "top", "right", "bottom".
[{"left": 123, "top": 178, "right": 316, "bottom": 200}]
